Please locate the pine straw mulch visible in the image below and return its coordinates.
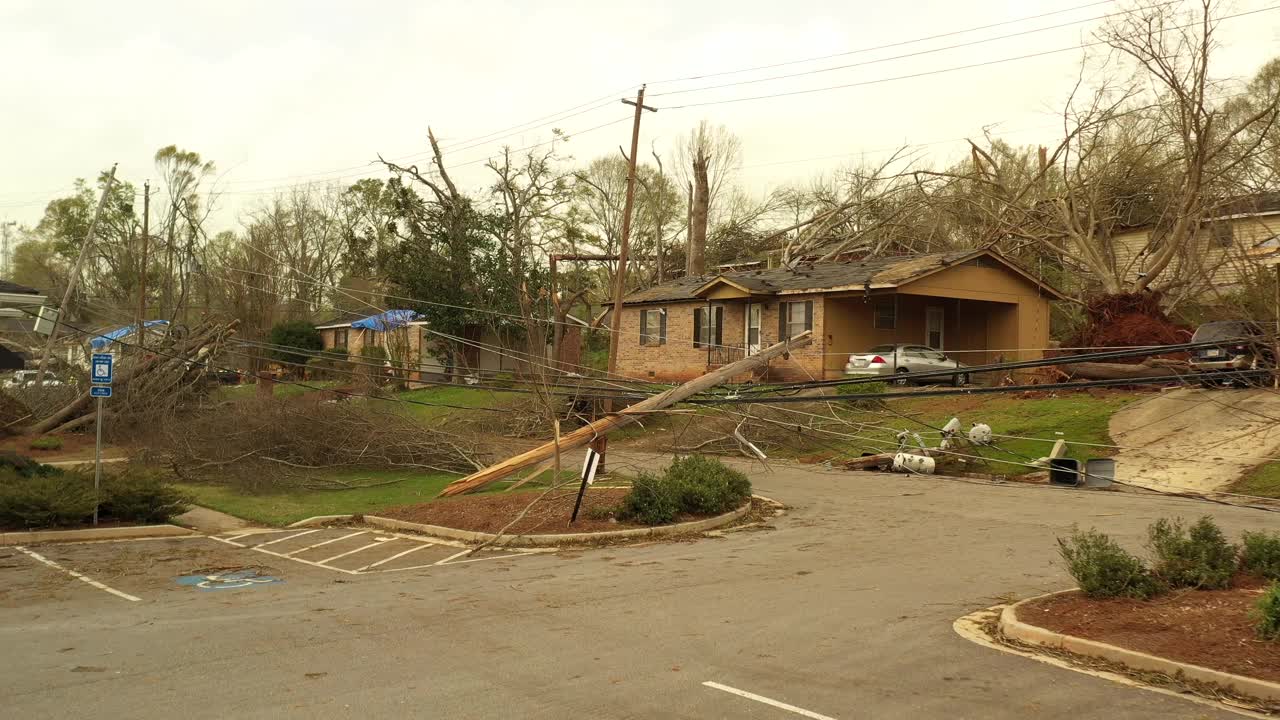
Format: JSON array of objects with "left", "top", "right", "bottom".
[
  {"left": 1018, "top": 575, "right": 1280, "bottom": 684},
  {"left": 378, "top": 487, "right": 650, "bottom": 535}
]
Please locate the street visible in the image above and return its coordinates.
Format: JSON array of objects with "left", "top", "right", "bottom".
[{"left": 2, "top": 463, "right": 1275, "bottom": 719}]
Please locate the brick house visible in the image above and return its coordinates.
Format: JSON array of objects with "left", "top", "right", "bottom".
[
  {"left": 315, "top": 310, "right": 524, "bottom": 381},
  {"left": 616, "top": 249, "right": 1065, "bottom": 382}
]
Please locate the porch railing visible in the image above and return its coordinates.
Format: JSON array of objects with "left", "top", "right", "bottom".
[{"left": 709, "top": 342, "right": 746, "bottom": 365}]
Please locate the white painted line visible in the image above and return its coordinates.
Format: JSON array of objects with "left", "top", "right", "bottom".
[
  {"left": 250, "top": 546, "right": 360, "bottom": 575},
  {"left": 432, "top": 548, "right": 472, "bottom": 565},
  {"left": 356, "top": 543, "right": 430, "bottom": 571},
  {"left": 15, "top": 546, "right": 142, "bottom": 603},
  {"left": 209, "top": 535, "right": 247, "bottom": 548},
  {"left": 225, "top": 529, "right": 293, "bottom": 540},
  {"left": 317, "top": 541, "right": 385, "bottom": 565},
  {"left": 255, "top": 529, "right": 321, "bottom": 547},
  {"left": 285, "top": 531, "right": 365, "bottom": 556},
  {"left": 702, "top": 682, "right": 836, "bottom": 720}
]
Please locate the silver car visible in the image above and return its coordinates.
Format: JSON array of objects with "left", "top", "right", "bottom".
[{"left": 844, "top": 344, "right": 969, "bottom": 387}]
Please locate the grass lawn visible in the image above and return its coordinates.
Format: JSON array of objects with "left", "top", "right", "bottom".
[
  {"left": 394, "top": 384, "right": 522, "bottom": 421},
  {"left": 214, "top": 380, "right": 338, "bottom": 402},
  {"left": 1231, "top": 462, "right": 1280, "bottom": 499},
  {"left": 177, "top": 469, "right": 459, "bottom": 526}
]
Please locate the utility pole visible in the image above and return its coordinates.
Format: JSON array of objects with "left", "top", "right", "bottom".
[
  {"left": 595, "top": 86, "right": 656, "bottom": 471},
  {"left": 35, "top": 164, "right": 116, "bottom": 385},
  {"left": 136, "top": 181, "right": 150, "bottom": 352},
  {"left": 0, "top": 220, "right": 16, "bottom": 277}
]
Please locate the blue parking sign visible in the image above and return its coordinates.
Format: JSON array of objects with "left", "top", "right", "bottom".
[
  {"left": 90, "top": 386, "right": 112, "bottom": 398},
  {"left": 91, "top": 353, "right": 113, "bottom": 384}
]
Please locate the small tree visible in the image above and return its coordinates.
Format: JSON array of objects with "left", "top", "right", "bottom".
[{"left": 267, "top": 321, "right": 322, "bottom": 377}]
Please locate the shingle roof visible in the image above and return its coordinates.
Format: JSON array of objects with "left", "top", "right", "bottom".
[
  {"left": 0, "top": 280, "right": 42, "bottom": 295},
  {"left": 313, "top": 310, "right": 368, "bottom": 328},
  {"left": 623, "top": 250, "right": 1011, "bottom": 304}
]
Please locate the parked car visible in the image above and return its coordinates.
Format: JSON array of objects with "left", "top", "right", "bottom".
[
  {"left": 1188, "top": 320, "right": 1275, "bottom": 384},
  {"left": 1, "top": 370, "right": 64, "bottom": 389},
  {"left": 844, "top": 344, "right": 970, "bottom": 386}
]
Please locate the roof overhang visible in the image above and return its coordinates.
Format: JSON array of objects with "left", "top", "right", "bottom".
[{"left": 691, "top": 276, "right": 772, "bottom": 299}]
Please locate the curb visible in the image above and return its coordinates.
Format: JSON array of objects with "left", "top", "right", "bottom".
[
  {"left": 1000, "top": 590, "right": 1280, "bottom": 703},
  {"left": 288, "top": 514, "right": 355, "bottom": 528},
  {"left": 0, "top": 524, "right": 198, "bottom": 546},
  {"left": 362, "top": 497, "right": 757, "bottom": 547}
]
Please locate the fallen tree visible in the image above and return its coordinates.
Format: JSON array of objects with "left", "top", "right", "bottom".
[
  {"left": 439, "top": 331, "right": 814, "bottom": 496},
  {"left": 1059, "top": 357, "right": 1192, "bottom": 381}
]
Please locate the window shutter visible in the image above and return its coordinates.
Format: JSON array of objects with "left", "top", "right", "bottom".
[
  {"left": 658, "top": 310, "right": 667, "bottom": 345},
  {"left": 639, "top": 310, "right": 648, "bottom": 345},
  {"left": 777, "top": 301, "right": 788, "bottom": 340},
  {"left": 804, "top": 301, "right": 813, "bottom": 333},
  {"left": 713, "top": 306, "right": 723, "bottom": 346},
  {"left": 693, "top": 307, "right": 704, "bottom": 348}
]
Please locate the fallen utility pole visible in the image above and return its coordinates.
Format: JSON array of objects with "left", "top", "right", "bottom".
[
  {"left": 439, "top": 331, "right": 812, "bottom": 496},
  {"left": 35, "top": 164, "right": 117, "bottom": 384}
]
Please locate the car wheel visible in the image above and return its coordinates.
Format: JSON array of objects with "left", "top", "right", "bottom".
[
  {"left": 952, "top": 372, "right": 969, "bottom": 387},
  {"left": 894, "top": 369, "right": 910, "bottom": 386}
]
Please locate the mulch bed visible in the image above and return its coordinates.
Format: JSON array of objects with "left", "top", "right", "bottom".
[
  {"left": 379, "top": 487, "right": 669, "bottom": 536},
  {"left": 1019, "top": 576, "right": 1280, "bottom": 683}
]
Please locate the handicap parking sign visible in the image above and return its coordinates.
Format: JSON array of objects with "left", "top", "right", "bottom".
[{"left": 91, "top": 353, "right": 113, "bottom": 384}]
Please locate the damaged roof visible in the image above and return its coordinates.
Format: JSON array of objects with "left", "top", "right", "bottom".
[{"left": 623, "top": 249, "right": 1065, "bottom": 304}]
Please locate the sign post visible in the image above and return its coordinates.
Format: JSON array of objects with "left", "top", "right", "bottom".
[
  {"left": 90, "top": 353, "right": 113, "bottom": 526},
  {"left": 569, "top": 447, "right": 602, "bottom": 523}
]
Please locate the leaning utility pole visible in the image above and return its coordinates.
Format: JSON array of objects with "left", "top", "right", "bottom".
[
  {"left": 596, "top": 85, "right": 656, "bottom": 470},
  {"left": 136, "top": 180, "right": 150, "bottom": 352},
  {"left": 35, "top": 164, "right": 117, "bottom": 384}
]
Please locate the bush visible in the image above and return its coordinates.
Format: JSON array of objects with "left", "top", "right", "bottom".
[
  {"left": 619, "top": 471, "right": 681, "bottom": 525},
  {"left": 1057, "top": 528, "right": 1162, "bottom": 599},
  {"left": 100, "top": 470, "right": 192, "bottom": 523},
  {"left": 1147, "top": 516, "right": 1237, "bottom": 590},
  {"left": 1255, "top": 582, "right": 1280, "bottom": 641},
  {"left": 618, "top": 456, "right": 752, "bottom": 526},
  {"left": 0, "top": 470, "right": 94, "bottom": 527},
  {"left": 0, "top": 451, "right": 61, "bottom": 478},
  {"left": 267, "top": 321, "right": 323, "bottom": 372},
  {"left": 29, "top": 436, "right": 62, "bottom": 451},
  {"left": 1241, "top": 531, "right": 1280, "bottom": 581}
]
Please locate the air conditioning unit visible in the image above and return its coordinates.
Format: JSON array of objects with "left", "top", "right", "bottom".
[{"left": 32, "top": 306, "right": 58, "bottom": 336}]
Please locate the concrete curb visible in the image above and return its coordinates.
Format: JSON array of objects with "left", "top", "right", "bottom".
[
  {"left": 288, "top": 514, "right": 355, "bottom": 528},
  {"left": 0, "top": 524, "right": 197, "bottom": 546},
  {"left": 1000, "top": 590, "right": 1280, "bottom": 703},
  {"left": 362, "top": 497, "right": 757, "bottom": 547}
]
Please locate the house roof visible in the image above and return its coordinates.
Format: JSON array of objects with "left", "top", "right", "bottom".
[
  {"left": 314, "top": 310, "right": 369, "bottom": 329},
  {"left": 622, "top": 249, "right": 1067, "bottom": 304},
  {"left": 0, "top": 280, "right": 41, "bottom": 295}
]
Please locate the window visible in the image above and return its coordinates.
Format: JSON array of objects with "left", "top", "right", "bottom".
[
  {"left": 333, "top": 328, "right": 348, "bottom": 350},
  {"left": 365, "top": 328, "right": 382, "bottom": 347},
  {"left": 777, "top": 300, "right": 813, "bottom": 340},
  {"left": 874, "top": 300, "right": 896, "bottom": 330},
  {"left": 1209, "top": 221, "right": 1234, "bottom": 248},
  {"left": 640, "top": 308, "right": 667, "bottom": 346},
  {"left": 693, "top": 306, "right": 723, "bottom": 348}
]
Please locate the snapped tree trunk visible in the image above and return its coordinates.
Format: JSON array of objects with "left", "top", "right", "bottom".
[{"left": 687, "top": 159, "right": 709, "bottom": 276}]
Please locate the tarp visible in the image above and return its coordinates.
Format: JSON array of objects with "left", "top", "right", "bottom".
[
  {"left": 350, "top": 309, "right": 420, "bottom": 331},
  {"left": 90, "top": 320, "right": 170, "bottom": 350}
]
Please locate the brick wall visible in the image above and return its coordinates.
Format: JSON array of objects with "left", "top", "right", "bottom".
[{"left": 615, "top": 294, "right": 828, "bottom": 382}]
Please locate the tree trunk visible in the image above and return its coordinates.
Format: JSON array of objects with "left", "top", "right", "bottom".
[{"left": 687, "top": 160, "right": 708, "bottom": 276}]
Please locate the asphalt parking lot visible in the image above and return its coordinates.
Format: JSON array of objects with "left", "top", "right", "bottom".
[{"left": 2, "top": 462, "right": 1277, "bottom": 719}]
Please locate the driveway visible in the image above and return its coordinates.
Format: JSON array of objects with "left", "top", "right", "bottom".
[
  {"left": 1110, "top": 387, "right": 1280, "bottom": 493},
  {"left": 1, "top": 460, "right": 1275, "bottom": 719}
]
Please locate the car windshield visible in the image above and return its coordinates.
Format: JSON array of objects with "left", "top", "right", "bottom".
[{"left": 1192, "top": 321, "right": 1257, "bottom": 342}]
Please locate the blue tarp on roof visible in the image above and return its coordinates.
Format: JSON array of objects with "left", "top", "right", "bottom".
[
  {"left": 350, "top": 309, "right": 420, "bottom": 331},
  {"left": 90, "top": 320, "right": 170, "bottom": 350}
]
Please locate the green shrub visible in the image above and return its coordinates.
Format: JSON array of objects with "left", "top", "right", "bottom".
[
  {"left": 0, "top": 451, "right": 60, "bottom": 478},
  {"left": 0, "top": 470, "right": 94, "bottom": 527},
  {"left": 619, "top": 471, "right": 681, "bottom": 525},
  {"left": 1241, "top": 531, "right": 1280, "bottom": 581},
  {"left": 619, "top": 456, "right": 752, "bottom": 525},
  {"left": 664, "top": 455, "right": 752, "bottom": 515},
  {"left": 100, "top": 470, "right": 192, "bottom": 523},
  {"left": 1057, "top": 528, "right": 1162, "bottom": 599},
  {"left": 360, "top": 345, "right": 388, "bottom": 361},
  {"left": 267, "top": 320, "right": 323, "bottom": 371},
  {"left": 1147, "top": 516, "right": 1237, "bottom": 589},
  {"left": 1255, "top": 582, "right": 1280, "bottom": 641},
  {"left": 29, "top": 436, "right": 62, "bottom": 451}
]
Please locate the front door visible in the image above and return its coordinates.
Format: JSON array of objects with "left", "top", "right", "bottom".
[
  {"left": 925, "top": 306, "right": 944, "bottom": 349},
  {"left": 745, "top": 303, "right": 762, "bottom": 355}
]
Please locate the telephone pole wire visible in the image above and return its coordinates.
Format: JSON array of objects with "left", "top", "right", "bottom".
[{"left": 596, "top": 85, "right": 656, "bottom": 471}]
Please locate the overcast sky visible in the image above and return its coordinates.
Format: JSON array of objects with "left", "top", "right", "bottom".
[{"left": 2, "top": 0, "right": 1278, "bottom": 231}]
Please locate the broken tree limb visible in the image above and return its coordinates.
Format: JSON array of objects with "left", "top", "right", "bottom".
[
  {"left": 1060, "top": 360, "right": 1191, "bottom": 381},
  {"left": 439, "top": 331, "right": 814, "bottom": 496}
]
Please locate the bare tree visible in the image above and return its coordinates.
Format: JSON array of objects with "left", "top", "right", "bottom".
[{"left": 674, "top": 121, "right": 742, "bottom": 275}]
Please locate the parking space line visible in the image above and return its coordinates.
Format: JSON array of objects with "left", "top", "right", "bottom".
[
  {"left": 285, "top": 531, "right": 366, "bottom": 556},
  {"left": 251, "top": 546, "right": 360, "bottom": 575},
  {"left": 14, "top": 546, "right": 141, "bottom": 603},
  {"left": 356, "top": 543, "right": 430, "bottom": 571},
  {"left": 256, "top": 529, "right": 321, "bottom": 547},
  {"left": 210, "top": 535, "right": 248, "bottom": 548},
  {"left": 702, "top": 681, "right": 836, "bottom": 720},
  {"left": 317, "top": 541, "right": 385, "bottom": 565},
  {"left": 433, "top": 548, "right": 471, "bottom": 565},
  {"left": 225, "top": 529, "right": 292, "bottom": 540}
]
